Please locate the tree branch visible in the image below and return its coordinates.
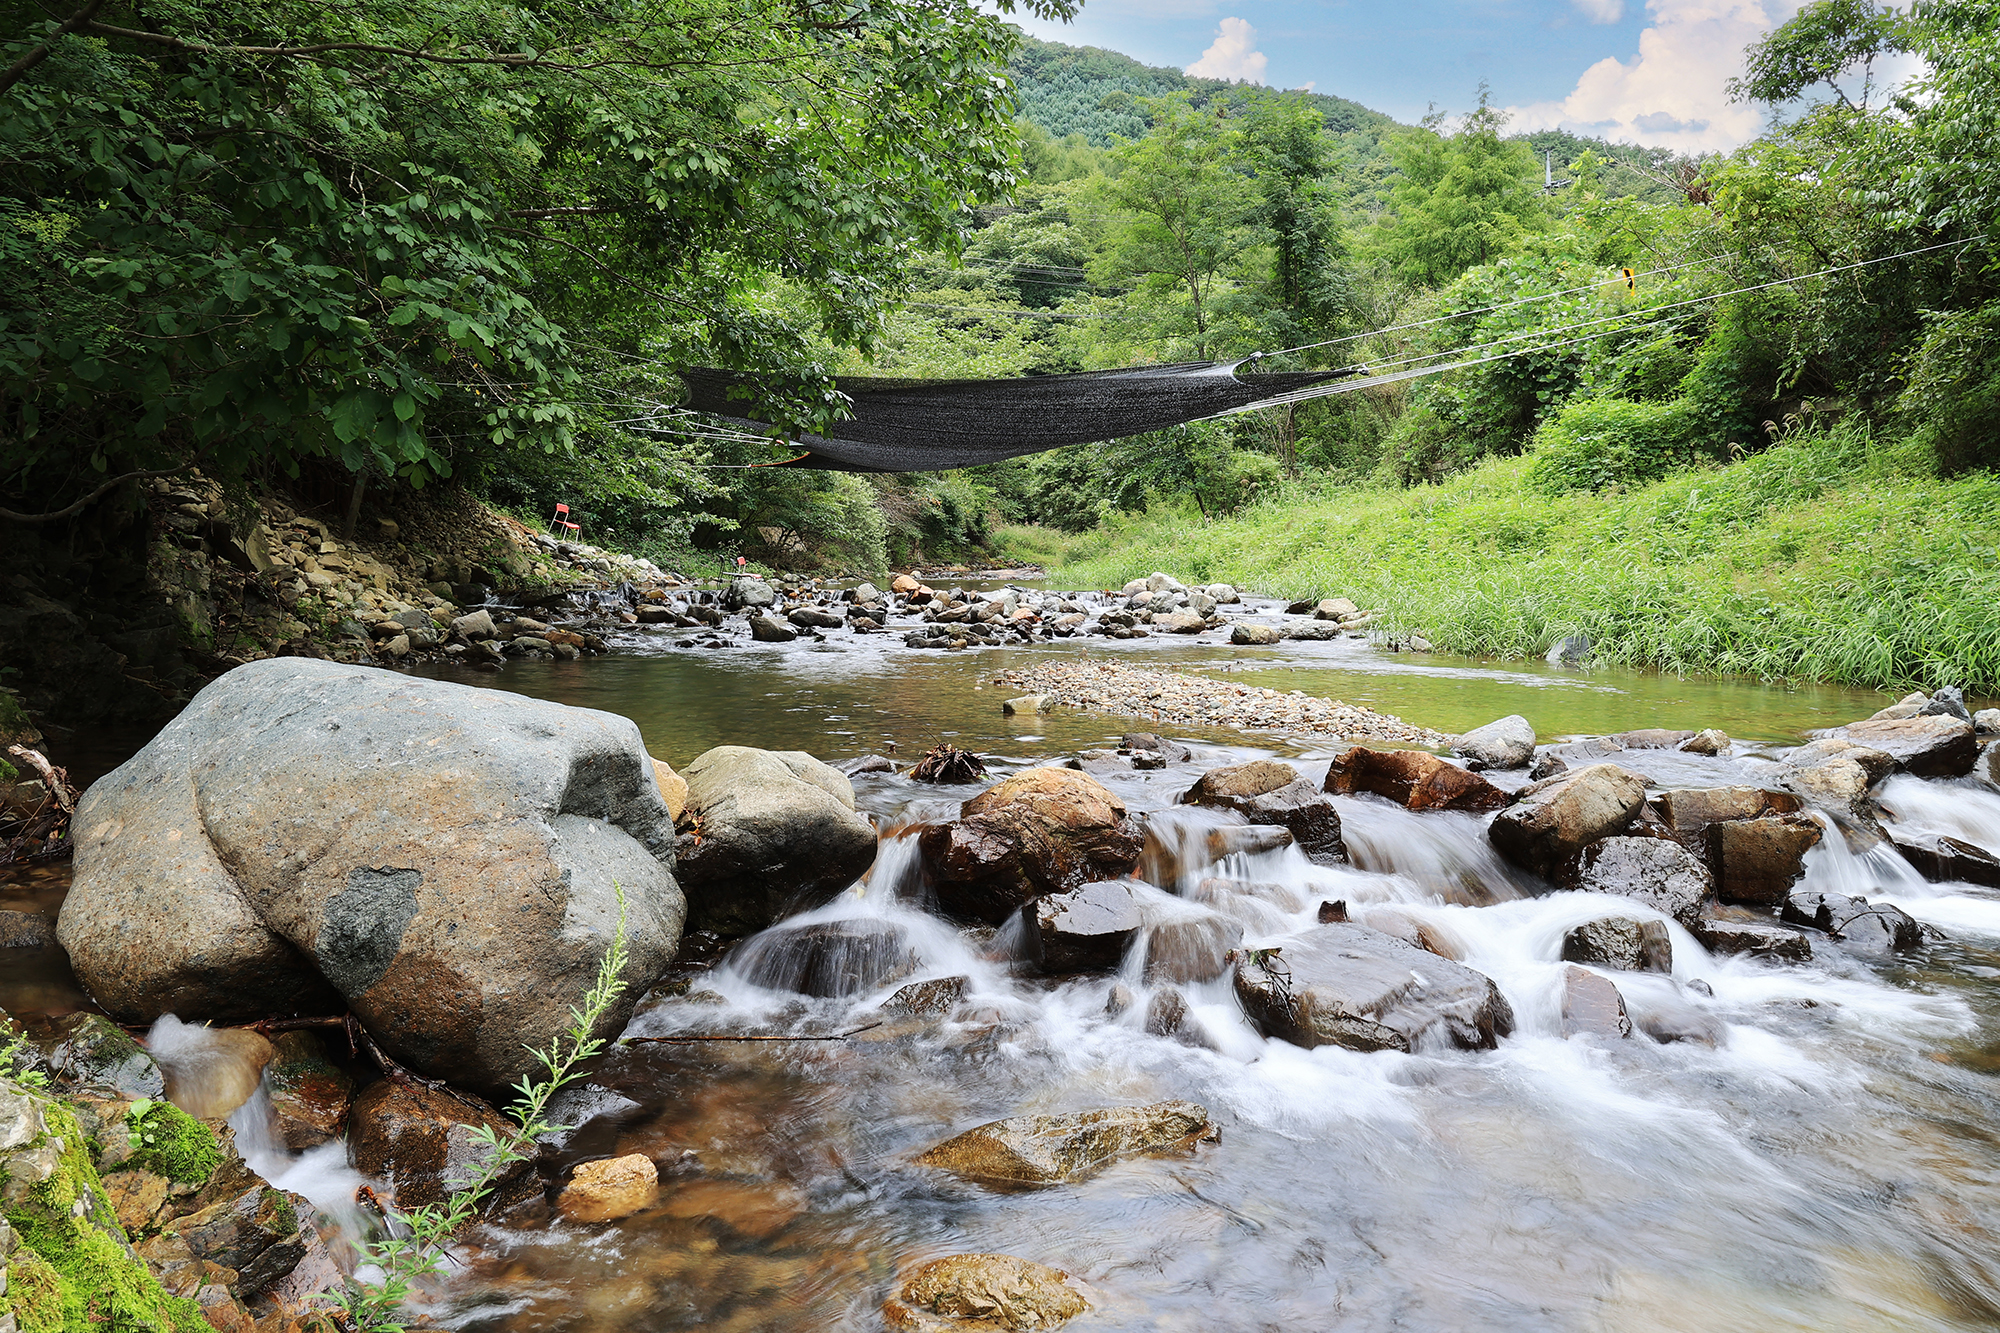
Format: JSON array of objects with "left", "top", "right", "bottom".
[
  {"left": 0, "top": 0, "right": 108, "bottom": 95},
  {"left": 0, "top": 468, "right": 188, "bottom": 525}
]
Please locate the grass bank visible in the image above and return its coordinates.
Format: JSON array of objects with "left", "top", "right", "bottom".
[{"left": 998, "top": 427, "right": 2000, "bottom": 695}]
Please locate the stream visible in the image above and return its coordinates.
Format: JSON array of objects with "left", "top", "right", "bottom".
[{"left": 8, "top": 590, "right": 2000, "bottom": 1332}]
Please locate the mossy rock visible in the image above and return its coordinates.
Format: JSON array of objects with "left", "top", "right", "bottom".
[
  {"left": 122, "top": 1101, "right": 222, "bottom": 1186},
  {"left": 3, "top": 1241, "right": 67, "bottom": 1333},
  {"left": 0, "top": 1084, "right": 210, "bottom": 1333}
]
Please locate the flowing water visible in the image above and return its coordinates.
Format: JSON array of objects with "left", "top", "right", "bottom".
[{"left": 9, "top": 602, "right": 2000, "bottom": 1332}]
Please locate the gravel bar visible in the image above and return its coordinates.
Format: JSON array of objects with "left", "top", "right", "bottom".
[{"left": 999, "top": 661, "right": 1452, "bottom": 747}]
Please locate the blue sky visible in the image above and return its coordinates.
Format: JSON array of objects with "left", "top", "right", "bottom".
[{"left": 1014, "top": 0, "right": 1814, "bottom": 152}]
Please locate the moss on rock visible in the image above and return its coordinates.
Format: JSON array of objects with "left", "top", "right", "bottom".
[
  {"left": 4, "top": 1243, "right": 67, "bottom": 1333},
  {"left": 121, "top": 1101, "right": 221, "bottom": 1187},
  {"left": 1, "top": 1087, "right": 209, "bottom": 1333}
]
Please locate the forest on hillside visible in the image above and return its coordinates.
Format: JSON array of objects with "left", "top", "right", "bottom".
[{"left": 3, "top": 0, "right": 1998, "bottom": 681}]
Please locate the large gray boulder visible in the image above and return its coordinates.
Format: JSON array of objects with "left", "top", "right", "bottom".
[
  {"left": 1233, "top": 923, "right": 1514, "bottom": 1053},
  {"left": 1565, "top": 836, "right": 1712, "bottom": 926},
  {"left": 722, "top": 576, "right": 776, "bottom": 611},
  {"left": 1829, "top": 715, "right": 1977, "bottom": 777},
  {"left": 1454, "top": 715, "right": 1536, "bottom": 770},
  {"left": 57, "top": 659, "right": 684, "bottom": 1097},
  {"left": 673, "top": 746, "right": 878, "bottom": 935}
]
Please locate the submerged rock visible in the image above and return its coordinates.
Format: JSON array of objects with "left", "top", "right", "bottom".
[
  {"left": 1454, "top": 715, "right": 1536, "bottom": 770},
  {"left": 347, "top": 1079, "right": 528, "bottom": 1212},
  {"left": 1232, "top": 923, "right": 1514, "bottom": 1053},
  {"left": 1183, "top": 761, "right": 1346, "bottom": 862},
  {"left": 1559, "top": 966, "right": 1632, "bottom": 1039},
  {"left": 919, "top": 769, "right": 1144, "bottom": 925},
  {"left": 733, "top": 920, "right": 920, "bottom": 997},
  {"left": 57, "top": 659, "right": 683, "bottom": 1097},
  {"left": 559, "top": 1153, "right": 658, "bottom": 1223},
  {"left": 1561, "top": 916, "right": 1671, "bottom": 973},
  {"left": 1565, "top": 836, "right": 1712, "bottom": 927},
  {"left": 674, "top": 746, "right": 878, "bottom": 936},
  {"left": 1323, "top": 747, "right": 1508, "bottom": 813},
  {"left": 1140, "top": 916, "right": 1242, "bottom": 984},
  {"left": 914, "top": 1100, "right": 1217, "bottom": 1186},
  {"left": 884, "top": 1254, "right": 1090, "bottom": 1332},
  {"left": 1487, "top": 764, "right": 1648, "bottom": 880}
]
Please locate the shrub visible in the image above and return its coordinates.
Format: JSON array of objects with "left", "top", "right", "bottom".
[{"left": 1526, "top": 396, "right": 1704, "bottom": 493}]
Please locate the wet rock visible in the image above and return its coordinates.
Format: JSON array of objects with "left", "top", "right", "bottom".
[
  {"left": 674, "top": 746, "right": 878, "bottom": 936},
  {"left": 1140, "top": 916, "right": 1242, "bottom": 984},
  {"left": 1615, "top": 729, "right": 1697, "bottom": 750},
  {"left": 918, "top": 769, "right": 1144, "bottom": 926},
  {"left": 264, "top": 1031, "right": 354, "bottom": 1152},
  {"left": 1829, "top": 715, "right": 1978, "bottom": 777},
  {"left": 883, "top": 976, "right": 968, "bottom": 1018},
  {"left": 155, "top": 1025, "right": 273, "bottom": 1121},
  {"left": 58, "top": 659, "right": 682, "bottom": 1097},
  {"left": 0, "top": 908, "right": 53, "bottom": 947},
  {"left": 347, "top": 1079, "right": 527, "bottom": 1211},
  {"left": 1184, "top": 761, "right": 1345, "bottom": 862},
  {"left": 1635, "top": 997, "right": 1725, "bottom": 1047},
  {"left": 1022, "top": 881, "right": 1146, "bottom": 975},
  {"left": 722, "top": 576, "right": 775, "bottom": 611},
  {"left": 1679, "top": 728, "right": 1730, "bottom": 756},
  {"left": 1230, "top": 622, "right": 1281, "bottom": 646},
  {"left": 1453, "top": 715, "right": 1536, "bottom": 770},
  {"left": 1708, "top": 814, "right": 1823, "bottom": 905},
  {"left": 835, "top": 755, "right": 898, "bottom": 777},
  {"left": 1233, "top": 923, "right": 1514, "bottom": 1053},
  {"left": 1064, "top": 750, "right": 1131, "bottom": 777},
  {"left": 747, "top": 613, "right": 798, "bottom": 643},
  {"left": 1871, "top": 690, "right": 1930, "bottom": 720},
  {"left": 451, "top": 609, "right": 497, "bottom": 639},
  {"left": 1202, "top": 824, "right": 1294, "bottom": 859},
  {"left": 1919, "top": 685, "right": 1972, "bottom": 722},
  {"left": 559, "top": 1152, "right": 658, "bottom": 1223},
  {"left": 23, "top": 1012, "right": 164, "bottom": 1098},
  {"left": 884, "top": 1253, "right": 1090, "bottom": 1332},
  {"left": 1782, "top": 890, "right": 1924, "bottom": 953},
  {"left": 1565, "top": 836, "right": 1712, "bottom": 927},
  {"left": 1488, "top": 764, "right": 1649, "bottom": 880},
  {"left": 1650, "top": 786, "right": 1805, "bottom": 850},
  {"left": 734, "top": 920, "right": 920, "bottom": 997},
  {"left": 787, "top": 606, "right": 844, "bottom": 630},
  {"left": 650, "top": 757, "right": 689, "bottom": 822},
  {"left": 1779, "top": 738, "right": 1897, "bottom": 810},
  {"left": 1886, "top": 828, "right": 2000, "bottom": 889},
  {"left": 1002, "top": 694, "right": 1052, "bottom": 716},
  {"left": 1560, "top": 966, "right": 1632, "bottom": 1039},
  {"left": 1324, "top": 747, "right": 1508, "bottom": 813},
  {"left": 1975, "top": 708, "right": 2000, "bottom": 735},
  {"left": 176, "top": 1183, "right": 316, "bottom": 1298},
  {"left": 1688, "top": 912, "right": 1812, "bottom": 962},
  {"left": 914, "top": 1100, "right": 1217, "bottom": 1186},
  {"left": 1156, "top": 610, "right": 1207, "bottom": 634},
  {"left": 1561, "top": 917, "right": 1672, "bottom": 973},
  {"left": 1546, "top": 635, "right": 1590, "bottom": 665},
  {"left": 1354, "top": 906, "right": 1465, "bottom": 961}
]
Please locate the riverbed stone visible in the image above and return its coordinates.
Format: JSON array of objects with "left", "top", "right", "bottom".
[
  {"left": 1487, "top": 764, "right": 1649, "bottom": 880},
  {"left": 914, "top": 1100, "right": 1217, "bottom": 1186},
  {"left": 1560, "top": 916, "right": 1672, "bottom": 973},
  {"left": 1616, "top": 729, "right": 1697, "bottom": 750},
  {"left": 347, "top": 1079, "right": 528, "bottom": 1211},
  {"left": 673, "top": 746, "right": 878, "bottom": 935},
  {"left": 1688, "top": 911, "right": 1813, "bottom": 962},
  {"left": 1650, "top": 786, "right": 1805, "bottom": 850},
  {"left": 1324, "top": 747, "right": 1508, "bottom": 812},
  {"left": 1708, "top": 814, "right": 1823, "bottom": 905},
  {"left": 1976, "top": 708, "right": 2000, "bottom": 735},
  {"left": 918, "top": 769, "right": 1144, "bottom": 925},
  {"left": 558, "top": 1153, "right": 658, "bottom": 1223},
  {"left": 722, "top": 576, "right": 776, "bottom": 611},
  {"left": 787, "top": 606, "right": 843, "bottom": 630},
  {"left": 1230, "top": 622, "right": 1281, "bottom": 646},
  {"left": 1121, "top": 733, "right": 1191, "bottom": 763},
  {"left": 1453, "top": 715, "right": 1536, "bottom": 770},
  {"left": 1830, "top": 715, "right": 1978, "bottom": 777},
  {"left": 1233, "top": 923, "right": 1514, "bottom": 1053},
  {"left": 56, "top": 659, "right": 683, "bottom": 1097},
  {"left": 884, "top": 1253, "right": 1090, "bottom": 1332},
  {"left": 1564, "top": 836, "right": 1712, "bottom": 927},
  {"left": 1002, "top": 695, "right": 1053, "bottom": 716},
  {"left": 1680, "top": 728, "right": 1731, "bottom": 756},
  {"left": 747, "top": 613, "right": 797, "bottom": 642},
  {"left": 1560, "top": 966, "right": 1633, "bottom": 1039},
  {"left": 265, "top": 1032, "right": 353, "bottom": 1152},
  {"left": 1022, "top": 881, "right": 1146, "bottom": 975},
  {"left": 733, "top": 919, "right": 920, "bottom": 998},
  {"left": 1777, "top": 739, "right": 1897, "bottom": 809},
  {"left": 1782, "top": 890, "right": 1924, "bottom": 953},
  {"left": 1886, "top": 828, "right": 2000, "bottom": 889},
  {"left": 1182, "top": 761, "right": 1345, "bottom": 862},
  {"left": 0, "top": 908, "right": 52, "bottom": 947}
]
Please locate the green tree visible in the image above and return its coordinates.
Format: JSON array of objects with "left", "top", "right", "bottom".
[
  {"left": 1370, "top": 89, "right": 1546, "bottom": 288},
  {"left": 1241, "top": 93, "right": 1353, "bottom": 346}
]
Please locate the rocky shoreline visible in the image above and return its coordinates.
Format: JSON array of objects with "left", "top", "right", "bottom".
[{"left": 994, "top": 660, "right": 1452, "bottom": 747}]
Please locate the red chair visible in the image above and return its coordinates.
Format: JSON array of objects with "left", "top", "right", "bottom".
[{"left": 550, "top": 503, "right": 581, "bottom": 538}]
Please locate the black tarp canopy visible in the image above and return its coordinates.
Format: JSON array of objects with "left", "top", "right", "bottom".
[{"left": 680, "top": 360, "right": 1354, "bottom": 471}]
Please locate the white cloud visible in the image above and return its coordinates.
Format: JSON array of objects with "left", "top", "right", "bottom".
[
  {"left": 1186, "top": 16, "right": 1268, "bottom": 84},
  {"left": 1572, "top": 0, "right": 1627, "bottom": 22},
  {"left": 1505, "top": 0, "right": 1804, "bottom": 152}
]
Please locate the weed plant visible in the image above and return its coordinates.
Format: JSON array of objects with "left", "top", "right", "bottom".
[{"left": 1012, "top": 422, "right": 2000, "bottom": 693}]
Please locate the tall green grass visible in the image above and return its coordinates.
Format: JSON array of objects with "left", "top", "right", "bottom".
[{"left": 1003, "top": 427, "right": 2000, "bottom": 693}]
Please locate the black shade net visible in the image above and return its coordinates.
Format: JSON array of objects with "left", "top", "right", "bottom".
[{"left": 680, "top": 361, "right": 1355, "bottom": 471}]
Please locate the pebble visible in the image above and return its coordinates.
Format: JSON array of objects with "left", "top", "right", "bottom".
[{"left": 998, "top": 661, "right": 1450, "bottom": 746}]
